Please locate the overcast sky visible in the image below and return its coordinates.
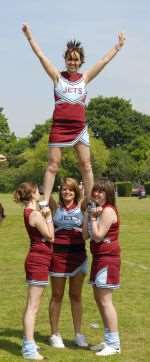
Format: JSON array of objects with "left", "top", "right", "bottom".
[{"left": 0, "top": 0, "right": 150, "bottom": 137}]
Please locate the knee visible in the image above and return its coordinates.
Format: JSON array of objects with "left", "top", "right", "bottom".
[
  {"left": 27, "top": 301, "right": 39, "bottom": 314},
  {"left": 98, "top": 297, "right": 110, "bottom": 309},
  {"left": 69, "top": 291, "right": 81, "bottom": 304},
  {"left": 79, "top": 158, "right": 92, "bottom": 172},
  {"left": 47, "top": 158, "right": 60, "bottom": 175},
  {"left": 51, "top": 291, "right": 64, "bottom": 304}
]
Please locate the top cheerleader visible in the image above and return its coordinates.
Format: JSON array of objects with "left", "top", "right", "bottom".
[{"left": 22, "top": 24, "right": 126, "bottom": 202}]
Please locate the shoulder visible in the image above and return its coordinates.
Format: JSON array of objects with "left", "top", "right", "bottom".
[
  {"left": 29, "top": 210, "right": 42, "bottom": 225},
  {"left": 102, "top": 206, "right": 115, "bottom": 215},
  {"left": 102, "top": 205, "right": 117, "bottom": 223}
]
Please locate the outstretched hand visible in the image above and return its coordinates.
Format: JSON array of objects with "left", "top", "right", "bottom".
[
  {"left": 22, "top": 23, "right": 32, "bottom": 40},
  {"left": 118, "top": 32, "right": 126, "bottom": 48}
]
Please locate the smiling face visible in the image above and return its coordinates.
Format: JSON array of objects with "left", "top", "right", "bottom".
[
  {"left": 91, "top": 180, "right": 116, "bottom": 207},
  {"left": 61, "top": 184, "right": 75, "bottom": 204},
  {"left": 59, "top": 178, "right": 80, "bottom": 206},
  {"left": 65, "top": 50, "right": 81, "bottom": 73},
  {"left": 91, "top": 189, "right": 106, "bottom": 207}
]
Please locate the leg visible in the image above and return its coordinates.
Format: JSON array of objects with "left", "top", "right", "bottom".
[
  {"left": 74, "top": 142, "right": 93, "bottom": 200},
  {"left": 93, "top": 287, "right": 120, "bottom": 354},
  {"left": 69, "top": 272, "right": 85, "bottom": 334},
  {"left": 49, "top": 277, "right": 66, "bottom": 335},
  {"left": 43, "top": 147, "right": 62, "bottom": 202},
  {"left": 23, "top": 285, "right": 44, "bottom": 340},
  {"left": 93, "top": 287, "right": 118, "bottom": 331}
]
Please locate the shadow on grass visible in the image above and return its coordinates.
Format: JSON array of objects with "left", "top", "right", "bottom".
[
  {"left": 0, "top": 328, "right": 22, "bottom": 356},
  {"left": 0, "top": 328, "right": 89, "bottom": 356}
]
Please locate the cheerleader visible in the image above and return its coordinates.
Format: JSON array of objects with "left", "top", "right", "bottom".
[
  {"left": 83, "top": 179, "right": 121, "bottom": 356},
  {"left": 14, "top": 182, "right": 54, "bottom": 360},
  {"left": 22, "top": 24, "right": 126, "bottom": 202},
  {"left": 48, "top": 178, "right": 88, "bottom": 348}
]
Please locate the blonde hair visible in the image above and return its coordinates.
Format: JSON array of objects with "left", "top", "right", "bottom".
[{"left": 59, "top": 177, "right": 81, "bottom": 205}]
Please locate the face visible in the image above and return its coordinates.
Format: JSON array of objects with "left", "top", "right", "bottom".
[
  {"left": 61, "top": 185, "right": 75, "bottom": 204},
  {"left": 32, "top": 187, "right": 40, "bottom": 202},
  {"left": 65, "top": 51, "right": 81, "bottom": 73},
  {"left": 92, "top": 189, "right": 106, "bottom": 206}
]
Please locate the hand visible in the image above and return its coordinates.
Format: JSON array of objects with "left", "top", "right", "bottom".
[
  {"left": 22, "top": 23, "right": 32, "bottom": 40},
  {"left": 96, "top": 206, "right": 103, "bottom": 216},
  {"left": 40, "top": 206, "right": 51, "bottom": 218},
  {"left": 118, "top": 32, "right": 126, "bottom": 48},
  {"left": 90, "top": 205, "right": 103, "bottom": 219}
]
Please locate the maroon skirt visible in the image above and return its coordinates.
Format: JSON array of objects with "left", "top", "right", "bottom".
[
  {"left": 48, "top": 119, "right": 89, "bottom": 147},
  {"left": 49, "top": 243, "right": 87, "bottom": 275},
  {"left": 90, "top": 255, "right": 121, "bottom": 287}
]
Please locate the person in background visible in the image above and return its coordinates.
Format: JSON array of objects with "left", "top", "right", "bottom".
[
  {"left": 83, "top": 179, "right": 121, "bottom": 356},
  {"left": 0, "top": 202, "right": 6, "bottom": 222},
  {"left": 48, "top": 177, "right": 88, "bottom": 348},
  {"left": 14, "top": 182, "right": 54, "bottom": 360},
  {"left": 0, "top": 154, "right": 7, "bottom": 162},
  {"left": 22, "top": 24, "right": 126, "bottom": 203}
]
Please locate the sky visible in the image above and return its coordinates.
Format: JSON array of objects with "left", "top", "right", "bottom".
[{"left": 0, "top": 0, "right": 150, "bottom": 137}]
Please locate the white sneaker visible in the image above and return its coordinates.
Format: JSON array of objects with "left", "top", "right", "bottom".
[
  {"left": 74, "top": 333, "right": 88, "bottom": 347},
  {"left": 90, "top": 341, "right": 106, "bottom": 351},
  {"left": 96, "top": 345, "right": 121, "bottom": 356},
  {"left": 49, "top": 334, "right": 65, "bottom": 348},
  {"left": 23, "top": 351, "right": 44, "bottom": 360}
]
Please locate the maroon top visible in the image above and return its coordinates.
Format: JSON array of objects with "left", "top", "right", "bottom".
[
  {"left": 90, "top": 204, "right": 120, "bottom": 256},
  {"left": 24, "top": 208, "right": 51, "bottom": 251}
]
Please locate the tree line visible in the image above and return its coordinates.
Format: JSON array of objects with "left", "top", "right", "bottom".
[{"left": 0, "top": 96, "right": 150, "bottom": 192}]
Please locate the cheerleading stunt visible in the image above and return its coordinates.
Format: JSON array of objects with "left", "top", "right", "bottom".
[{"left": 22, "top": 24, "right": 125, "bottom": 203}]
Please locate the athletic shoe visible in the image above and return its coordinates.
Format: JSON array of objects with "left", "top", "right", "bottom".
[
  {"left": 49, "top": 334, "right": 65, "bottom": 348},
  {"left": 90, "top": 341, "right": 106, "bottom": 351},
  {"left": 23, "top": 351, "right": 44, "bottom": 360},
  {"left": 34, "top": 342, "right": 40, "bottom": 351},
  {"left": 74, "top": 333, "right": 88, "bottom": 347},
  {"left": 96, "top": 345, "right": 121, "bottom": 356},
  {"left": 22, "top": 340, "right": 44, "bottom": 360},
  {"left": 23, "top": 338, "right": 40, "bottom": 351}
]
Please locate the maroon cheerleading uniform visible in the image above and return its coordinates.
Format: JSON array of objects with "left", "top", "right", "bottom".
[
  {"left": 90, "top": 204, "right": 121, "bottom": 287},
  {"left": 48, "top": 72, "right": 88, "bottom": 147},
  {"left": 24, "top": 208, "right": 53, "bottom": 285},
  {"left": 49, "top": 203, "right": 87, "bottom": 275}
]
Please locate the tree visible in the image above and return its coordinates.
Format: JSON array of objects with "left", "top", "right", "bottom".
[
  {"left": 0, "top": 108, "right": 12, "bottom": 153},
  {"left": 29, "top": 120, "right": 51, "bottom": 147},
  {"left": 87, "top": 96, "right": 150, "bottom": 148},
  {"left": 106, "top": 147, "right": 137, "bottom": 181}
]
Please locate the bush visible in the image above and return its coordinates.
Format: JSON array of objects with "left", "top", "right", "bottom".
[{"left": 116, "top": 181, "right": 132, "bottom": 196}]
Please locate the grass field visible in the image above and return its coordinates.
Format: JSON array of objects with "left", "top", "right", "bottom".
[{"left": 0, "top": 194, "right": 150, "bottom": 362}]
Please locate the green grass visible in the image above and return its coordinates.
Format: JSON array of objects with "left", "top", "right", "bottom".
[{"left": 0, "top": 194, "right": 150, "bottom": 362}]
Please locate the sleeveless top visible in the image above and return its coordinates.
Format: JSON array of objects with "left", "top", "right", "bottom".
[
  {"left": 24, "top": 208, "right": 51, "bottom": 249},
  {"left": 90, "top": 203, "right": 120, "bottom": 256},
  {"left": 53, "top": 204, "right": 84, "bottom": 246},
  {"left": 53, "top": 72, "right": 87, "bottom": 122}
]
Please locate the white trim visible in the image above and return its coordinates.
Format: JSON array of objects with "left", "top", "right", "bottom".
[
  {"left": 48, "top": 126, "right": 90, "bottom": 148},
  {"left": 49, "top": 258, "right": 88, "bottom": 277},
  {"left": 27, "top": 280, "right": 48, "bottom": 286}
]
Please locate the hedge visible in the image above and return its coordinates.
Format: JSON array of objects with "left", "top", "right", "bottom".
[{"left": 116, "top": 181, "right": 132, "bottom": 197}]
